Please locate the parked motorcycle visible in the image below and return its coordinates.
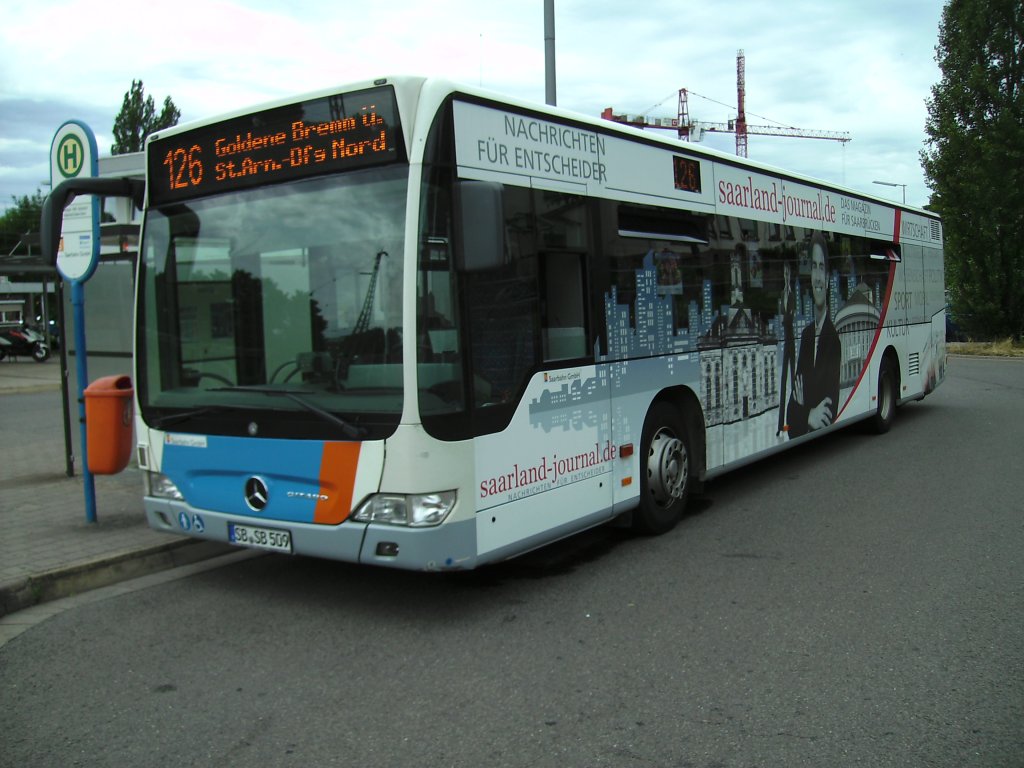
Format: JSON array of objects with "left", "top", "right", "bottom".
[{"left": 0, "top": 324, "right": 50, "bottom": 362}]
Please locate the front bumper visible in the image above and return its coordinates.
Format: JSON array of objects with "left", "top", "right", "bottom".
[{"left": 145, "top": 497, "right": 478, "bottom": 571}]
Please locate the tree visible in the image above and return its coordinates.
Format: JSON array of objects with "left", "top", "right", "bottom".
[
  {"left": 111, "top": 80, "right": 181, "bottom": 155},
  {"left": 922, "top": 0, "right": 1024, "bottom": 341},
  {"left": 0, "top": 190, "right": 46, "bottom": 257}
]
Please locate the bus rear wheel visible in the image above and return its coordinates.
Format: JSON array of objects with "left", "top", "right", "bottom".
[
  {"left": 635, "top": 401, "right": 690, "bottom": 535},
  {"left": 870, "top": 358, "right": 897, "bottom": 434}
]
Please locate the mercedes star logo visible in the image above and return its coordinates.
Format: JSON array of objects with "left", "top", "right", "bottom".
[{"left": 244, "top": 476, "right": 269, "bottom": 512}]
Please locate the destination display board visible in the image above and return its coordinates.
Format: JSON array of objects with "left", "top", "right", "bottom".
[{"left": 148, "top": 85, "right": 404, "bottom": 205}]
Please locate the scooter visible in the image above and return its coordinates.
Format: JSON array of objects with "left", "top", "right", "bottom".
[{"left": 0, "top": 325, "right": 50, "bottom": 362}]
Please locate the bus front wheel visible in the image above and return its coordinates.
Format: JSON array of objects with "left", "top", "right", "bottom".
[{"left": 635, "top": 401, "right": 691, "bottom": 535}]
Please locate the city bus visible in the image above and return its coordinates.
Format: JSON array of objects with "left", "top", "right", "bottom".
[{"left": 42, "top": 76, "right": 946, "bottom": 570}]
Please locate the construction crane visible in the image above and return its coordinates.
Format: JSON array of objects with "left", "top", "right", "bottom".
[
  {"left": 353, "top": 250, "right": 386, "bottom": 335},
  {"left": 601, "top": 50, "right": 850, "bottom": 157}
]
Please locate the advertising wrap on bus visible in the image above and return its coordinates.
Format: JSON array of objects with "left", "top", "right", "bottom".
[{"left": 448, "top": 95, "right": 945, "bottom": 558}]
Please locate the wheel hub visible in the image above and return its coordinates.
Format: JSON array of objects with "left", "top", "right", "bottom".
[{"left": 647, "top": 428, "right": 688, "bottom": 506}]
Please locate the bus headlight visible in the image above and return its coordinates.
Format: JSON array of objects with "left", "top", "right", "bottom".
[
  {"left": 351, "top": 491, "right": 456, "bottom": 527},
  {"left": 146, "top": 471, "right": 184, "bottom": 501}
]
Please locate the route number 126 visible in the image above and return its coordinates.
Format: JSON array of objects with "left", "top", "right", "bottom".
[{"left": 163, "top": 146, "right": 204, "bottom": 190}]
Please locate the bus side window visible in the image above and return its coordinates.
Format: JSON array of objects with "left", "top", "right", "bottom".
[
  {"left": 419, "top": 238, "right": 460, "bottom": 360},
  {"left": 535, "top": 190, "right": 589, "bottom": 362},
  {"left": 417, "top": 236, "right": 468, "bottom": 414},
  {"left": 466, "top": 185, "right": 539, "bottom": 407},
  {"left": 542, "top": 252, "right": 587, "bottom": 361},
  {"left": 466, "top": 263, "right": 538, "bottom": 405}
]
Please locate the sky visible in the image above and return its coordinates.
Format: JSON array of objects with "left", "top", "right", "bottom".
[{"left": 0, "top": 0, "right": 946, "bottom": 213}]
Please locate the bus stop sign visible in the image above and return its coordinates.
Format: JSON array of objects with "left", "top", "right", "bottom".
[{"left": 50, "top": 121, "right": 100, "bottom": 282}]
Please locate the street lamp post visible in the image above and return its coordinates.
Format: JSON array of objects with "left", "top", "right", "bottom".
[{"left": 873, "top": 180, "right": 907, "bottom": 205}]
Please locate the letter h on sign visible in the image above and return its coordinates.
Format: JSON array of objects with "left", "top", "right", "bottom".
[{"left": 58, "top": 136, "right": 84, "bottom": 177}]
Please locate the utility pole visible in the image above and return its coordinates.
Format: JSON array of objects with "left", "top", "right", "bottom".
[{"left": 544, "top": 0, "right": 556, "bottom": 106}]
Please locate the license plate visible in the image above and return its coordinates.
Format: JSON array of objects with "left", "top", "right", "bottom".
[{"left": 228, "top": 522, "right": 292, "bottom": 553}]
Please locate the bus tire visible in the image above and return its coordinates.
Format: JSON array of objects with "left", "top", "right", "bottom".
[
  {"left": 635, "top": 400, "right": 691, "bottom": 535},
  {"left": 870, "top": 357, "right": 897, "bottom": 434}
]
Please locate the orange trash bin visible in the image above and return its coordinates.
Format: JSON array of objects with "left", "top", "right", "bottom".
[{"left": 84, "top": 374, "right": 134, "bottom": 475}]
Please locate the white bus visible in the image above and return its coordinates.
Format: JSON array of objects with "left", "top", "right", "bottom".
[{"left": 44, "top": 76, "right": 946, "bottom": 570}]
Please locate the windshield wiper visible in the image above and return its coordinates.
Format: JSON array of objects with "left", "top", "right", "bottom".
[
  {"left": 150, "top": 404, "right": 239, "bottom": 429},
  {"left": 211, "top": 386, "right": 366, "bottom": 439}
]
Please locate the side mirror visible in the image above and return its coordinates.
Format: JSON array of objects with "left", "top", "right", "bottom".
[{"left": 455, "top": 180, "right": 505, "bottom": 272}]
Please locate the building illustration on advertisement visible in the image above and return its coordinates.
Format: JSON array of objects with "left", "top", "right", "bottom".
[
  {"left": 530, "top": 249, "right": 782, "bottom": 429},
  {"left": 834, "top": 281, "right": 882, "bottom": 389}
]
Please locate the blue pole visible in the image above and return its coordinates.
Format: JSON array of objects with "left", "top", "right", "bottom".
[{"left": 72, "top": 279, "right": 97, "bottom": 523}]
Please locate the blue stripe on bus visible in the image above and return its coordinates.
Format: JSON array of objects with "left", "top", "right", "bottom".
[{"left": 161, "top": 436, "right": 327, "bottom": 523}]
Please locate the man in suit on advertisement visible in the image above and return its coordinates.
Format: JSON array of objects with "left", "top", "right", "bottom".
[{"left": 787, "top": 231, "right": 840, "bottom": 438}]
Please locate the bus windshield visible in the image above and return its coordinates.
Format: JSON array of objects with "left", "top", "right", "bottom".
[{"left": 137, "top": 165, "right": 407, "bottom": 441}]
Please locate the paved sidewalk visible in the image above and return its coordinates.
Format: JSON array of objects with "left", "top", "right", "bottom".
[{"left": 0, "top": 358, "right": 229, "bottom": 618}]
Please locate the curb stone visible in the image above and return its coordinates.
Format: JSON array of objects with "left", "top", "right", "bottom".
[{"left": 0, "top": 539, "right": 233, "bottom": 619}]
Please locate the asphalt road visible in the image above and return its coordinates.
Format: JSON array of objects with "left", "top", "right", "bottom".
[{"left": 1, "top": 356, "right": 1021, "bottom": 767}]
